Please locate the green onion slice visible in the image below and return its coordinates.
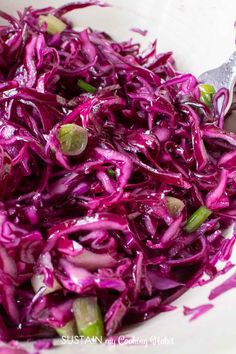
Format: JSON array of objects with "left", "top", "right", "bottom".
[
  {"left": 77, "top": 79, "right": 96, "bottom": 93},
  {"left": 73, "top": 297, "right": 104, "bottom": 340},
  {"left": 199, "top": 83, "right": 216, "bottom": 106},
  {"left": 55, "top": 320, "right": 77, "bottom": 337},
  {"left": 166, "top": 196, "right": 185, "bottom": 217},
  {"left": 185, "top": 206, "right": 212, "bottom": 233},
  {"left": 58, "top": 123, "right": 88, "bottom": 156},
  {"left": 107, "top": 168, "right": 116, "bottom": 178},
  {"left": 39, "top": 14, "right": 66, "bottom": 35}
]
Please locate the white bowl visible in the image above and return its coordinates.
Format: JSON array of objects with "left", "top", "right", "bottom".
[{"left": 1, "top": 1, "right": 236, "bottom": 353}]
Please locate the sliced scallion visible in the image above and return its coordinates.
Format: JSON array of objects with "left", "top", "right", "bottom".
[
  {"left": 39, "top": 14, "right": 66, "bottom": 35},
  {"left": 107, "top": 168, "right": 116, "bottom": 178},
  {"left": 199, "top": 83, "right": 216, "bottom": 106},
  {"left": 55, "top": 320, "right": 77, "bottom": 337},
  {"left": 77, "top": 79, "right": 96, "bottom": 94},
  {"left": 58, "top": 123, "right": 88, "bottom": 156},
  {"left": 73, "top": 297, "right": 104, "bottom": 340},
  {"left": 166, "top": 196, "right": 185, "bottom": 217},
  {"left": 185, "top": 206, "right": 212, "bottom": 233}
]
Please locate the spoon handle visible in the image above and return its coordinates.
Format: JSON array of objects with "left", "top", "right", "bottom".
[{"left": 198, "top": 51, "right": 236, "bottom": 115}]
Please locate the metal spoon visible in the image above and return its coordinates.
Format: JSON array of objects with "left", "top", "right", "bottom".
[{"left": 198, "top": 51, "right": 236, "bottom": 114}]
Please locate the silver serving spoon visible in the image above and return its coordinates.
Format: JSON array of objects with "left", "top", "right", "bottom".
[{"left": 198, "top": 51, "right": 236, "bottom": 114}]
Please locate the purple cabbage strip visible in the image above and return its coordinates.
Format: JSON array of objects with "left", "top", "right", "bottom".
[
  {"left": 34, "top": 339, "right": 54, "bottom": 350},
  {"left": 183, "top": 304, "right": 214, "bottom": 321},
  {"left": 130, "top": 28, "right": 148, "bottom": 37},
  {"left": 208, "top": 272, "right": 236, "bottom": 300}
]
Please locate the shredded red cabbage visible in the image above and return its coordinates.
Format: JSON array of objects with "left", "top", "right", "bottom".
[
  {"left": 0, "top": 349, "right": 29, "bottom": 354},
  {"left": 130, "top": 28, "right": 148, "bottom": 37},
  {"left": 183, "top": 304, "right": 214, "bottom": 321},
  {"left": 34, "top": 339, "right": 53, "bottom": 350},
  {"left": 0, "top": 342, "right": 30, "bottom": 354},
  {"left": 0, "top": 1, "right": 236, "bottom": 342},
  {"left": 208, "top": 271, "right": 236, "bottom": 300}
]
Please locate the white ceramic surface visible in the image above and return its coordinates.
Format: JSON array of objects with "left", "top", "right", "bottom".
[{"left": 1, "top": 1, "right": 236, "bottom": 353}]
